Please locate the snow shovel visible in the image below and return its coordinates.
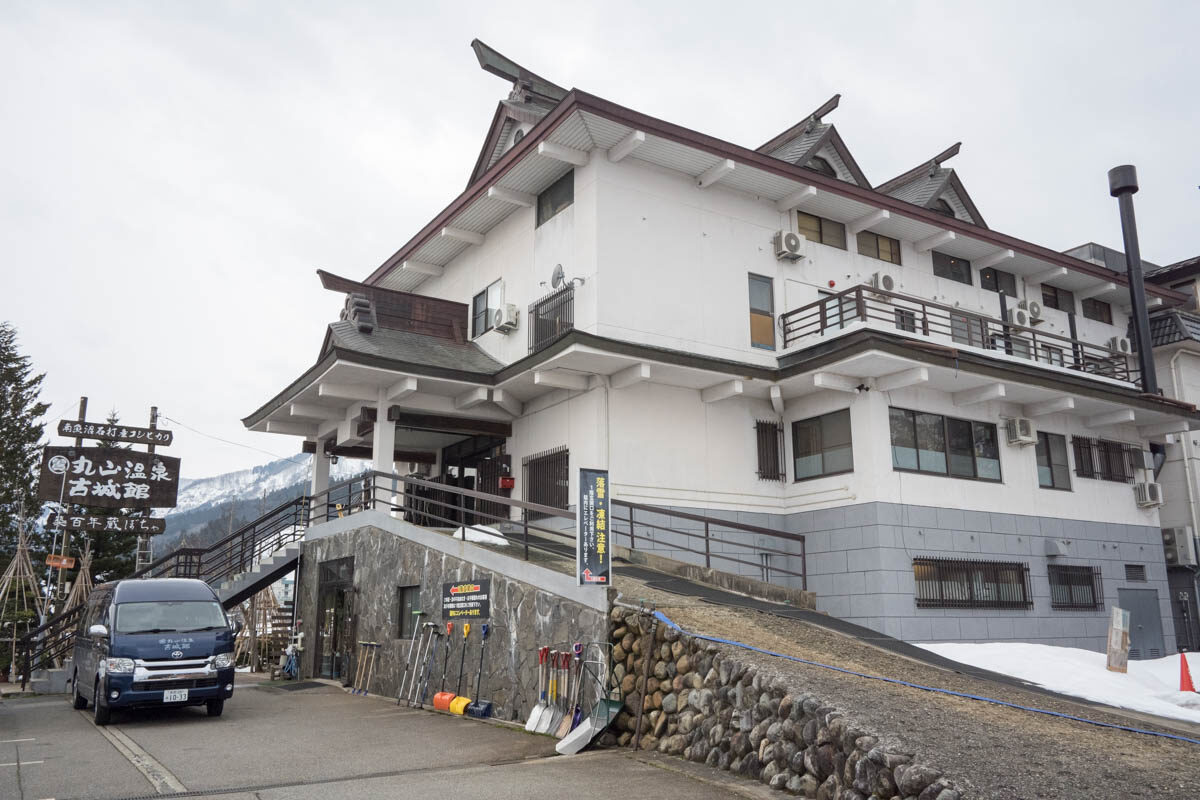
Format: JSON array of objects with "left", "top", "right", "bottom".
[
  {"left": 449, "top": 623, "right": 472, "bottom": 715},
  {"left": 395, "top": 610, "right": 427, "bottom": 705},
  {"left": 556, "top": 643, "right": 624, "bottom": 756},
  {"left": 523, "top": 646, "right": 550, "bottom": 731},
  {"left": 466, "top": 623, "right": 493, "bottom": 718},
  {"left": 555, "top": 643, "right": 583, "bottom": 738},
  {"left": 433, "top": 623, "right": 457, "bottom": 711},
  {"left": 538, "top": 650, "right": 567, "bottom": 734},
  {"left": 534, "top": 650, "right": 559, "bottom": 733}
]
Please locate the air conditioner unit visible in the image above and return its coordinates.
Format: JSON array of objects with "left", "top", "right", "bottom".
[
  {"left": 774, "top": 230, "right": 805, "bottom": 261},
  {"left": 491, "top": 304, "right": 520, "bottom": 333},
  {"left": 1005, "top": 417, "right": 1037, "bottom": 446},
  {"left": 870, "top": 271, "right": 896, "bottom": 295},
  {"left": 1108, "top": 336, "right": 1132, "bottom": 355},
  {"left": 1134, "top": 482, "right": 1164, "bottom": 508},
  {"left": 1019, "top": 299, "right": 1044, "bottom": 320},
  {"left": 1163, "top": 526, "right": 1198, "bottom": 567},
  {"left": 1006, "top": 307, "right": 1031, "bottom": 328}
]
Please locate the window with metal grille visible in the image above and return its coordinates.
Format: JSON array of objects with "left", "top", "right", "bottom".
[
  {"left": 1048, "top": 565, "right": 1103, "bottom": 610},
  {"left": 1071, "top": 436, "right": 1138, "bottom": 483},
  {"left": 912, "top": 557, "right": 1033, "bottom": 609},
  {"left": 1124, "top": 564, "right": 1146, "bottom": 582},
  {"left": 522, "top": 446, "right": 569, "bottom": 520},
  {"left": 754, "top": 420, "right": 785, "bottom": 481},
  {"left": 397, "top": 585, "right": 420, "bottom": 638}
]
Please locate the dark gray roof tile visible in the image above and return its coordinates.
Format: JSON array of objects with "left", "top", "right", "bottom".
[{"left": 326, "top": 320, "right": 503, "bottom": 374}]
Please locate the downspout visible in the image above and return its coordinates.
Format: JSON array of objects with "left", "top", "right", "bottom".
[{"left": 1168, "top": 348, "right": 1200, "bottom": 537}]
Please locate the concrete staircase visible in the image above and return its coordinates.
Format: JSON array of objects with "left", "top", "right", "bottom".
[{"left": 217, "top": 542, "right": 302, "bottom": 608}]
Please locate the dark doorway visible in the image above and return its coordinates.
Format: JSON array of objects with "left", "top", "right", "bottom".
[
  {"left": 1168, "top": 567, "right": 1200, "bottom": 652},
  {"left": 1118, "top": 587, "right": 1166, "bottom": 660},
  {"left": 316, "top": 557, "right": 356, "bottom": 681},
  {"left": 523, "top": 446, "right": 569, "bottom": 520}
]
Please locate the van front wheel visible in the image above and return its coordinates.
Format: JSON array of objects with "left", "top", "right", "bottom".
[
  {"left": 93, "top": 683, "right": 111, "bottom": 726},
  {"left": 71, "top": 672, "right": 88, "bottom": 709},
  {"left": 206, "top": 699, "right": 224, "bottom": 717}
]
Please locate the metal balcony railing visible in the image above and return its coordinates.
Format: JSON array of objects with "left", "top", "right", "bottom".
[
  {"left": 527, "top": 285, "right": 574, "bottom": 354},
  {"left": 778, "top": 284, "right": 1138, "bottom": 384}
]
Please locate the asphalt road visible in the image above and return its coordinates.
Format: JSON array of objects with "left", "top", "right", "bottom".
[{"left": 0, "top": 678, "right": 770, "bottom": 800}]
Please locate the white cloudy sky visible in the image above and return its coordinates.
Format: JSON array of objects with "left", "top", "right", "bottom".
[{"left": 3, "top": 1, "right": 1197, "bottom": 478}]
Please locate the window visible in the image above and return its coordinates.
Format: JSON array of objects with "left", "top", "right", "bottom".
[
  {"left": 894, "top": 308, "right": 917, "bottom": 333},
  {"left": 796, "top": 211, "right": 847, "bottom": 250},
  {"left": 1041, "top": 284, "right": 1074, "bottom": 312},
  {"left": 889, "top": 407, "right": 1000, "bottom": 481},
  {"left": 1036, "top": 432, "right": 1071, "bottom": 490},
  {"left": 748, "top": 274, "right": 775, "bottom": 349},
  {"left": 856, "top": 230, "right": 901, "bottom": 265},
  {"left": 933, "top": 198, "right": 956, "bottom": 218},
  {"left": 1081, "top": 297, "right": 1113, "bottom": 324},
  {"left": 804, "top": 156, "right": 837, "bottom": 178},
  {"left": 1071, "top": 436, "right": 1138, "bottom": 483},
  {"left": 932, "top": 251, "right": 971, "bottom": 285},
  {"left": 755, "top": 420, "right": 785, "bottom": 481},
  {"left": 980, "top": 267, "right": 1017, "bottom": 295},
  {"left": 913, "top": 558, "right": 1033, "bottom": 609},
  {"left": 1124, "top": 564, "right": 1147, "bottom": 582},
  {"left": 536, "top": 170, "right": 574, "bottom": 226},
  {"left": 1040, "top": 345, "right": 1065, "bottom": 367},
  {"left": 471, "top": 280, "right": 503, "bottom": 337},
  {"left": 1048, "top": 565, "right": 1104, "bottom": 610},
  {"left": 397, "top": 585, "right": 420, "bottom": 639},
  {"left": 950, "top": 313, "right": 988, "bottom": 348},
  {"left": 793, "top": 409, "right": 853, "bottom": 481}
]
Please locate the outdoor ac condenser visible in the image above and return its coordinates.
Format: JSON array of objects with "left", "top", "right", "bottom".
[
  {"left": 1134, "top": 482, "right": 1164, "bottom": 508},
  {"left": 774, "top": 230, "right": 804, "bottom": 261},
  {"left": 1162, "top": 526, "right": 1198, "bottom": 567},
  {"left": 1005, "top": 417, "right": 1037, "bottom": 446}
]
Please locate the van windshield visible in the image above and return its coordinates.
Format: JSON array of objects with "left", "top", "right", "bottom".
[{"left": 114, "top": 601, "right": 228, "bottom": 634}]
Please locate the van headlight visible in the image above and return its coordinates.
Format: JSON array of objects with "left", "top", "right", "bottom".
[
  {"left": 103, "top": 658, "right": 135, "bottom": 674},
  {"left": 213, "top": 653, "right": 233, "bottom": 668}
]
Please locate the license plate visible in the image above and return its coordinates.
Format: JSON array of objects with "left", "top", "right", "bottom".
[{"left": 163, "top": 689, "right": 189, "bottom": 703}]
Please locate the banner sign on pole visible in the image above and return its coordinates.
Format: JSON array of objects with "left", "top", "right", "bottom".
[
  {"left": 37, "top": 446, "right": 181, "bottom": 510},
  {"left": 46, "top": 554, "right": 76, "bottom": 569},
  {"left": 48, "top": 512, "right": 166, "bottom": 535},
  {"left": 577, "top": 467, "right": 611, "bottom": 586},
  {"left": 58, "top": 420, "right": 173, "bottom": 447},
  {"left": 1106, "top": 606, "right": 1131, "bottom": 673},
  {"left": 442, "top": 579, "right": 491, "bottom": 620}
]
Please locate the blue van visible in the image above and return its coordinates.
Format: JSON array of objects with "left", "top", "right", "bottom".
[{"left": 71, "top": 578, "right": 238, "bottom": 725}]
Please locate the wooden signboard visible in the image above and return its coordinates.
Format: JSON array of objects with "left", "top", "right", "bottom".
[
  {"left": 58, "top": 419, "right": 173, "bottom": 446},
  {"left": 1106, "top": 606, "right": 1131, "bottom": 673},
  {"left": 48, "top": 512, "right": 166, "bottom": 535},
  {"left": 37, "top": 446, "right": 181, "bottom": 510},
  {"left": 45, "top": 554, "right": 77, "bottom": 569}
]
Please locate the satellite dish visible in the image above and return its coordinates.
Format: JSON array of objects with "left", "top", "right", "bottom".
[{"left": 551, "top": 264, "right": 565, "bottom": 289}]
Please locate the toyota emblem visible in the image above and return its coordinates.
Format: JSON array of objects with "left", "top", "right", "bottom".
[{"left": 171, "top": 650, "right": 184, "bottom": 659}]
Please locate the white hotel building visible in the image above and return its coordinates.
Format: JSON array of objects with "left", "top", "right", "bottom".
[{"left": 245, "top": 42, "right": 1198, "bottom": 656}]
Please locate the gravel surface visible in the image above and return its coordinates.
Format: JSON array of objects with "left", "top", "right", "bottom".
[{"left": 659, "top": 601, "right": 1200, "bottom": 799}]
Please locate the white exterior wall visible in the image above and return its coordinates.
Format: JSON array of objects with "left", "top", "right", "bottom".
[{"left": 1154, "top": 346, "right": 1200, "bottom": 532}]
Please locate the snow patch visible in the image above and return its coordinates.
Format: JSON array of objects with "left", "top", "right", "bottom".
[
  {"left": 917, "top": 642, "right": 1200, "bottom": 723},
  {"left": 451, "top": 525, "right": 509, "bottom": 547}
]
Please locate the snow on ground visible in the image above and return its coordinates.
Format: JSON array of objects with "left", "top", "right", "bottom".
[
  {"left": 917, "top": 642, "right": 1200, "bottom": 723},
  {"left": 451, "top": 525, "right": 509, "bottom": 547}
]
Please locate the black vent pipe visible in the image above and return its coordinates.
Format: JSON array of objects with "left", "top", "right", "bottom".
[{"left": 1108, "top": 165, "right": 1158, "bottom": 395}]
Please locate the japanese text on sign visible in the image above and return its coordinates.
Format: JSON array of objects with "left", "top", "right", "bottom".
[
  {"left": 58, "top": 420, "right": 174, "bottom": 446},
  {"left": 577, "top": 467, "right": 611, "bottom": 586},
  {"left": 38, "top": 446, "right": 181, "bottom": 510},
  {"left": 48, "top": 513, "right": 166, "bottom": 535},
  {"left": 441, "top": 579, "right": 491, "bottom": 620}
]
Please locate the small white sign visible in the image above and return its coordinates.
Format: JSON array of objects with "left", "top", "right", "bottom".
[{"left": 163, "top": 689, "right": 189, "bottom": 703}]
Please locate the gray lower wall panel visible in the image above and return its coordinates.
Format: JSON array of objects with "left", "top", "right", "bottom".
[{"left": 620, "top": 502, "right": 1176, "bottom": 655}]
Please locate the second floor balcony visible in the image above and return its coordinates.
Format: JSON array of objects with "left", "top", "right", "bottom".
[{"left": 779, "top": 284, "right": 1139, "bottom": 385}]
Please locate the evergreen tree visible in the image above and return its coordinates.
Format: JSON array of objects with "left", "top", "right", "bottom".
[{"left": 0, "top": 322, "right": 49, "bottom": 560}]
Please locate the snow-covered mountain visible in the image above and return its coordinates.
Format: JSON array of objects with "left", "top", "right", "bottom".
[{"left": 172, "top": 456, "right": 366, "bottom": 517}]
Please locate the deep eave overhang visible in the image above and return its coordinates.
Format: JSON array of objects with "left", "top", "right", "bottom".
[
  {"left": 243, "top": 328, "right": 1199, "bottom": 430},
  {"left": 362, "top": 89, "right": 1185, "bottom": 305}
]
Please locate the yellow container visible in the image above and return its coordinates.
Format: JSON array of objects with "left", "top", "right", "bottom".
[{"left": 449, "top": 695, "right": 471, "bottom": 715}]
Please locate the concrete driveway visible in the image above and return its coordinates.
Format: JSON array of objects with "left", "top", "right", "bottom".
[{"left": 0, "top": 679, "right": 766, "bottom": 800}]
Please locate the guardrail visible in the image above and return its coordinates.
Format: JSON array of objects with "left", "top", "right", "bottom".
[{"left": 779, "top": 284, "right": 1137, "bottom": 383}]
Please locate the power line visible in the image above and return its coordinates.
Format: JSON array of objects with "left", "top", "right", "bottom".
[{"left": 158, "top": 414, "right": 308, "bottom": 466}]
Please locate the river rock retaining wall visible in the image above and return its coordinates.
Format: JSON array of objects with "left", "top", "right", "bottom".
[{"left": 605, "top": 609, "right": 962, "bottom": 800}]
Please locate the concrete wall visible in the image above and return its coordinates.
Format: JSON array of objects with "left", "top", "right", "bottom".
[{"left": 294, "top": 512, "right": 608, "bottom": 721}]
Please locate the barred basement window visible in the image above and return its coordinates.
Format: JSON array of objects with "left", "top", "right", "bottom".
[
  {"left": 754, "top": 420, "right": 785, "bottom": 481},
  {"left": 1071, "top": 436, "right": 1138, "bottom": 483},
  {"left": 1124, "top": 564, "right": 1147, "bottom": 582},
  {"left": 912, "top": 557, "right": 1033, "bottom": 609},
  {"left": 1048, "top": 565, "right": 1104, "bottom": 610}
]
